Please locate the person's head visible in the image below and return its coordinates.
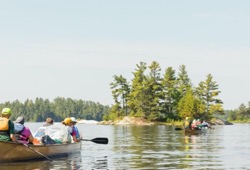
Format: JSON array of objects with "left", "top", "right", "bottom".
[
  {"left": 15, "top": 116, "right": 25, "bottom": 125},
  {"left": 62, "top": 117, "right": 73, "bottom": 126},
  {"left": 70, "top": 117, "right": 77, "bottom": 125},
  {"left": 1, "top": 108, "right": 12, "bottom": 118},
  {"left": 44, "top": 117, "right": 54, "bottom": 126},
  {"left": 185, "top": 117, "right": 189, "bottom": 121}
]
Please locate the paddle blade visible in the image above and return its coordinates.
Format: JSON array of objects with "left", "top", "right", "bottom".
[
  {"left": 175, "top": 127, "right": 183, "bottom": 131},
  {"left": 91, "top": 138, "right": 109, "bottom": 144}
]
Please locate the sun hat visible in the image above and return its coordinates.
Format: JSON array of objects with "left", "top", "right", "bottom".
[
  {"left": 15, "top": 116, "right": 25, "bottom": 125},
  {"left": 63, "top": 118, "right": 72, "bottom": 125},
  {"left": 70, "top": 117, "right": 77, "bottom": 123}
]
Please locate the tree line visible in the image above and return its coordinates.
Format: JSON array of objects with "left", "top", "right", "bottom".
[
  {"left": 105, "top": 61, "right": 224, "bottom": 122},
  {"left": 224, "top": 103, "right": 250, "bottom": 122},
  {"left": 0, "top": 97, "right": 110, "bottom": 122}
]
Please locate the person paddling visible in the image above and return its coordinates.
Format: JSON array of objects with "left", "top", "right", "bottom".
[
  {"left": 0, "top": 108, "right": 16, "bottom": 142},
  {"left": 183, "top": 117, "right": 191, "bottom": 129}
]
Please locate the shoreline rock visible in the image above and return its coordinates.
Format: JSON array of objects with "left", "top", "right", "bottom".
[
  {"left": 98, "top": 116, "right": 154, "bottom": 126},
  {"left": 77, "top": 119, "right": 98, "bottom": 124},
  {"left": 209, "top": 118, "right": 233, "bottom": 125}
]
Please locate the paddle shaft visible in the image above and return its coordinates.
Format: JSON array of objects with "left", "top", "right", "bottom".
[
  {"left": 23, "top": 143, "right": 53, "bottom": 162},
  {"left": 81, "top": 137, "right": 108, "bottom": 144}
]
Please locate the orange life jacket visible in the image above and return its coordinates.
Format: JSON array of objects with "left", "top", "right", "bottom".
[{"left": 0, "top": 117, "right": 9, "bottom": 134}]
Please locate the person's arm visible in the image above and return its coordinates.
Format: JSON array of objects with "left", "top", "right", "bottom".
[
  {"left": 71, "top": 128, "right": 79, "bottom": 142},
  {"left": 28, "top": 134, "right": 34, "bottom": 143},
  {"left": 72, "top": 135, "right": 78, "bottom": 142},
  {"left": 10, "top": 134, "right": 17, "bottom": 142},
  {"left": 9, "top": 121, "right": 17, "bottom": 142}
]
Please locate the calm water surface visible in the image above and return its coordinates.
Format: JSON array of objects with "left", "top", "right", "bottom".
[{"left": 1, "top": 123, "right": 250, "bottom": 170}]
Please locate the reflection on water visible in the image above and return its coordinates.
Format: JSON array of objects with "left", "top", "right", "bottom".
[{"left": 1, "top": 123, "right": 250, "bottom": 169}]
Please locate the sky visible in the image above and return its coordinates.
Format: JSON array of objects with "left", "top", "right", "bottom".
[{"left": 0, "top": 1, "right": 250, "bottom": 110}]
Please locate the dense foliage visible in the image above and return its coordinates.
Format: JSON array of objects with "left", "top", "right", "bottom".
[
  {"left": 107, "top": 61, "right": 224, "bottom": 122},
  {"left": 0, "top": 97, "right": 110, "bottom": 122}
]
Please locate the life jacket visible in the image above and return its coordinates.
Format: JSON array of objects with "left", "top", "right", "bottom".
[
  {"left": 73, "top": 126, "right": 80, "bottom": 139},
  {"left": 0, "top": 117, "right": 9, "bottom": 135},
  {"left": 15, "top": 133, "right": 29, "bottom": 141},
  {"left": 14, "top": 123, "right": 28, "bottom": 141}
]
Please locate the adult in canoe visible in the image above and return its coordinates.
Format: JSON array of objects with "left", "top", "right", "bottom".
[
  {"left": 14, "top": 116, "right": 34, "bottom": 144},
  {"left": 34, "top": 117, "right": 54, "bottom": 141},
  {"left": 0, "top": 108, "right": 16, "bottom": 142},
  {"left": 43, "top": 117, "right": 54, "bottom": 127}
]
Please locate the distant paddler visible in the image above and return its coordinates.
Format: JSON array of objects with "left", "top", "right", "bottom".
[{"left": 183, "top": 117, "right": 192, "bottom": 129}]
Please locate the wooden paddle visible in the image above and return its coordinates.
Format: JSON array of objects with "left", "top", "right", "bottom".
[
  {"left": 22, "top": 143, "right": 53, "bottom": 162},
  {"left": 81, "top": 137, "right": 108, "bottom": 144}
]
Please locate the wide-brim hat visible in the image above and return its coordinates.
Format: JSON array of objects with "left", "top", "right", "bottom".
[
  {"left": 15, "top": 116, "right": 25, "bottom": 125},
  {"left": 70, "top": 117, "right": 77, "bottom": 123}
]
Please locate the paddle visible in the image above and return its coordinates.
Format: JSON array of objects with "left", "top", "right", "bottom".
[
  {"left": 175, "top": 127, "right": 183, "bottom": 131},
  {"left": 22, "top": 143, "right": 53, "bottom": 162},
  {"left": 81, "top": 137, "right": 108, "bottom": 144}
]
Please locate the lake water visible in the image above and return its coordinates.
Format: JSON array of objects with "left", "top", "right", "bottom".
[{"left": 1, "top": 123, "right": 250, "bottom": 170}]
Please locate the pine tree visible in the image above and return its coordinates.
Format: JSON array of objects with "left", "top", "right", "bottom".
[
  {"left": 161, "top": 67, "right": 179, "bottom": 120},
  {"left": 110, "top": 75, "right": 130, "bottom": 117},
  {"left": 127, "top": 62, "right": 147, "bottom": 118},
  {"left": 176, "top": 65, "right": 192, "bottom": 98},
  {"left": 196, "top": 74, "right": 223, "bottom": 119},
  {"left": 144, "top": 61, "right": 162, "bottom": 121}
]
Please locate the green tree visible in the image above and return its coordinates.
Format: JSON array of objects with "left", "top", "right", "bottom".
[
  {"left": 127, "top": 62, "right": 147, "bottom": 118},
  {"left": 144, "top": 61, "right": 162, "bottom": 121},
  {"left": 176, "top": 64, "right": 192, "bottom": 98},
  {"left": 110, "top": 75, "right": 130, "bottom": 117},
  {"left": 196, "top": 74, "right": 223, "bottom": 119},
  {"left": 177, "top": 88, "right": 195, "bottom": 119},
  {"left": 161, "top": 67, "right": 178, "bottom": 120},
  {"left": 177, "top": 88, "right": 205, "bottom": 120}
]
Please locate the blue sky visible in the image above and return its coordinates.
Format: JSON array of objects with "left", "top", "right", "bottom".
[{"left": 0, "top": 1, "right": 250, "bottom": 110}]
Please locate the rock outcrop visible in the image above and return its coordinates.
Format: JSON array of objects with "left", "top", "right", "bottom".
[{"left": 209, "top": 118, "right": 233, "bottom": 125}]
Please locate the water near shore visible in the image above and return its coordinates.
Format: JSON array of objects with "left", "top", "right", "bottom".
[{"left": 1, "top": 123, "right": 249, "bottom": 169}]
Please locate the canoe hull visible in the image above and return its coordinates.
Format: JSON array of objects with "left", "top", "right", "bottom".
[
  {"left": 184, "top": 128, "right": 208, "bottom": 135},
  {"left": 0, "top": 141, "right": 81, "bottom": 162}
]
